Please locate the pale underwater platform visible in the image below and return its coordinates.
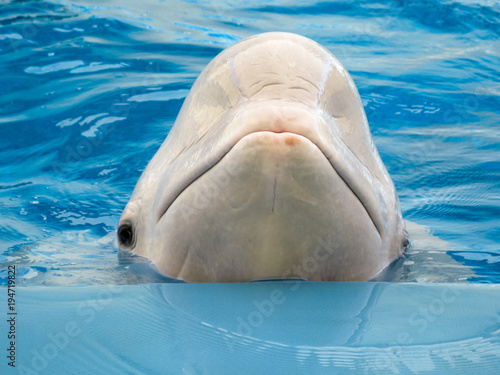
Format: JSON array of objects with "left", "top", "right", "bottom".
[{"left": 3, "top": 282, "right": 500, "bottom": 374}]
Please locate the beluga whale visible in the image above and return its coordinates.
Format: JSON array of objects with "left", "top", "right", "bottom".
[{"left": 118, "top": 32, "right": 407, "bottom": 282}]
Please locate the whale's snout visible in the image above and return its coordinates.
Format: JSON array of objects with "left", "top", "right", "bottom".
[{"left": 150, "top": 130, "right": 384, "bottom": 282}]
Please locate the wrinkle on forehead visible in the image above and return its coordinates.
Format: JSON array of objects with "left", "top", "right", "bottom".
[{"left": 231, "top": 39, "right": 336, "bottom": 107}]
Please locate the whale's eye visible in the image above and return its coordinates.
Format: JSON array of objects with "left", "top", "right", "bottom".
[
  {"left": 118, "top": 222, "right": 135, "bottom": 248},
  {"left": 402, "top": 237, "right": 410, "bottom": 250}
]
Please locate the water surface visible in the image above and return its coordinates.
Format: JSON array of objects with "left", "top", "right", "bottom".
[{"left": 0, "top": 0, "right": 499, "bottom": 285}]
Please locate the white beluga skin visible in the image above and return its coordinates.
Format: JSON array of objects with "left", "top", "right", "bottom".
[{"left": 118, "top": 32, "right": 407, "bottom": 282}]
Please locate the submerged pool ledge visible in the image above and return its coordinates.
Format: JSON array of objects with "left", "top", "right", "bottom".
[{"left": 3, "top": 282, "right": 500, "bottom": 374}]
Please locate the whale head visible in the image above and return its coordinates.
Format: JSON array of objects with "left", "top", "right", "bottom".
[{"left": 118, "top": 32, "right": 406, "bottom": 282}]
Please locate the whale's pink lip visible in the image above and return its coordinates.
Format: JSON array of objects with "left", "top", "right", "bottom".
[
  {"left": 155, "top": 124, "right": 382, "bottom": 239},
  {"left": 156, "top": 130, "right": 309, "bottom": 220}
]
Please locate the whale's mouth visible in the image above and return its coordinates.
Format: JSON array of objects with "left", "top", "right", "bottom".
[{"left": 156, "top": 129, "right": 383, "bottom": 239}]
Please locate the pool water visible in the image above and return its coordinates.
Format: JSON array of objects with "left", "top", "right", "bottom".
[
  {"left": 1, "top": 0, "right": 498, "bottom": 286},
  {"left": 0, "top": 0, "right": 499, "bottom": 374}
]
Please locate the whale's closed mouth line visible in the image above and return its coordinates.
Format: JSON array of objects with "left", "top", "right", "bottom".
[{"left": 156, "top": 131, "right": 381, "bottom": 238}]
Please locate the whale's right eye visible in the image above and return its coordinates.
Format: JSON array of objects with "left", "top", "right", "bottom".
[{"left": 118, "top": 222, "right": 135, "bottom": 249}]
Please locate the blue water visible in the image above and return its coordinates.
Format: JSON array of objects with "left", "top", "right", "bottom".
[
  {"left": 2, "top": 0, "right": 499, "bottom": 286},
  {"left": 10, "top": 282, "right": 500, "bottom": 374},
  {"left": 1, "top": 1, "right": 500, "bottom": 374}
]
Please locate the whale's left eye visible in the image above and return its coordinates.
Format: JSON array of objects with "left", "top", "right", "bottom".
[{"left": 118, "top": 222, "right": 135, "bottom": 248}]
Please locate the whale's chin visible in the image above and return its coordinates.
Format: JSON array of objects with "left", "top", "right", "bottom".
[{"left": 150, "top": 131, "right": 386, "bottom": 283}]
